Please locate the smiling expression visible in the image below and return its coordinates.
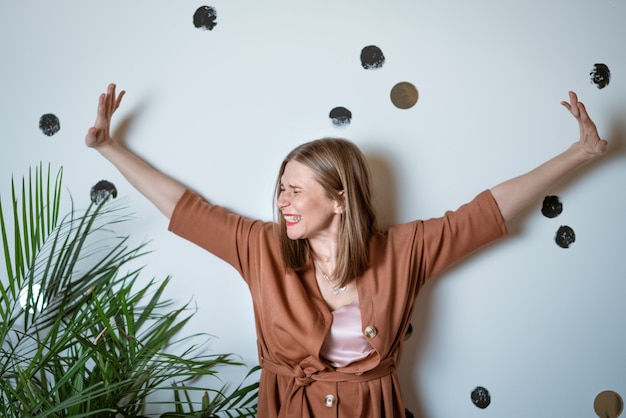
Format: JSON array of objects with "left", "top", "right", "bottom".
[{"left": 277, "top": 160, "right": 343, "bottom": 241}]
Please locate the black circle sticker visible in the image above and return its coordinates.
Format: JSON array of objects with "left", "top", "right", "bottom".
[
  {"left": 90, "top": 180, "right": 118, "bottom": 204},
  {"left": 360, "top": 45, "right": 385, "bottom": 70},
  {"left": 39, "top": 114, "right": 60, "bottom": 137},
  {"left": 329, "top": 106, "right": 352, "bottom": 127},
  {"left": 555, "top": 225, "right": 576, "bottom": 248},
  {"left": 193, "top": 6, "right": 217, "bottom": 31},
  {"left": 471, "top": 386, "right": 491, "bottom": 409},
  {"left": 590, "top": 63, "right": 610, "bottom": 89},
  {"left": 541, "top": 195, "right": 563, "bottom": 218}
]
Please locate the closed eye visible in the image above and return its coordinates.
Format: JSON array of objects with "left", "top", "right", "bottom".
[{"left": 280, "top": 184, "right": 302, "bottom": 194}]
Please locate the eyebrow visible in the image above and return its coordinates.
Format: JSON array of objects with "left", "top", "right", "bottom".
[{"left": 280, "top": 183, "right": 303, "bottom": 190}]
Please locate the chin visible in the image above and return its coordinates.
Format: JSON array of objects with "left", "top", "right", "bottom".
[
  {"left": 286, "top": 229, "right": 305, "bottom": 241},
  {"left": 286, "top": 231, "right": 299, "bottom": 240}
]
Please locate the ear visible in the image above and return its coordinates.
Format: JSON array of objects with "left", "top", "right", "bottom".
[{"left": 334, "top": 190, "right": 345, "bottom": 214}]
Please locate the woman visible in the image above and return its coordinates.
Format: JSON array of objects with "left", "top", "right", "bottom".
[{"left": 86, "top": 84, "right": 607, "bottom": 417}]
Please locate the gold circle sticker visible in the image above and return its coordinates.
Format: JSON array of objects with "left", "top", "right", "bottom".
[
  {"left": 390, "top": 82, "right": 418, "bottom": 109},
  {"left": 594, "top": 390, "right": 624, "bottom": 418}
]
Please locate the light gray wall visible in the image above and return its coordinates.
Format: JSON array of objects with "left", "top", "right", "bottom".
[{"left": 2, "top": 1, "right": 625, "bottom": 416}]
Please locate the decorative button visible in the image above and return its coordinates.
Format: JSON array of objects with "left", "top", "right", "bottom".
[
  {"left": 325, "top": 394, "right": 336, "bottom": 407},
  {"left": 363, "top": 325, "right": 377, "bottom": 339}
]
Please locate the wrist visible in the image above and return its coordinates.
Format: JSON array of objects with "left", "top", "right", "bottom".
[
  {"left": 567, "top": 141, "right": 597, "bottom": 164},
  {"left": 97, "top": 138, "right": 124, "bottom": 159}
]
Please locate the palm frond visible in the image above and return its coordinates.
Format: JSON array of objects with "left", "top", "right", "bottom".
[{"left": 0, "top": 164, "right": 259, "bottom": 417}]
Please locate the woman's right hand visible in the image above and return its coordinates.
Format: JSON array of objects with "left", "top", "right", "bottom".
[
  {"left": 85, "top": 83, "right": 125, "bottom": 149},
  {"left": 84, "top": 83, "right": 186, "bottom": 218}
]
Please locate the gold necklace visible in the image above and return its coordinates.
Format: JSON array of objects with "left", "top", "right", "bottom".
[{"left": 314, "top": 261, "right": 346, "bottom": 296}]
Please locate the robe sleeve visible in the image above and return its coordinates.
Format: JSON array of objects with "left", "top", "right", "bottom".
[
  {"left": 419, "top": 189, "right": 508, "bottom": 278},
  {"left": 167, "top": 189, "right": 274, "bottom": 280}
]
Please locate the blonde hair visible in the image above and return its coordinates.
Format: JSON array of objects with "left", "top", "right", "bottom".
[{"left": 273, "top": 138, "right": 377, "bottom": 287}]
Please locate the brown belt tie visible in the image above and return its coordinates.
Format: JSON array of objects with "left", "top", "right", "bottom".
[{"left": 261, "top": 356, "right": 396, "bottom": 387}]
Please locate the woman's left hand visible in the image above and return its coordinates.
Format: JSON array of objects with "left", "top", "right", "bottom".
[{"left": 561, "top": 91, "right": 608, "bottom": 158}]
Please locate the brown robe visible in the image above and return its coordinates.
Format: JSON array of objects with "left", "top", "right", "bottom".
[{"left": 169, "top": 189, "right": 507, "bottom": 417}]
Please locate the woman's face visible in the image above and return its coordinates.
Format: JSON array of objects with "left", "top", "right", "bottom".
[{"left": 277, "top": 160, "right": 342, "bottom": 241}]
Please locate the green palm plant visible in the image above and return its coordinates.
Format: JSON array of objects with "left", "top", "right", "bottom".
[{"left": 0, "top": 163, "right": 259, "bottom": 417}]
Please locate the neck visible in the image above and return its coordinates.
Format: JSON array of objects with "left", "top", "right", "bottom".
[
  {"left": 313, "top": 258, "right": 347, "bottom": 295},
  {"left": 315, "top": 254, "right": 337, "bottom": 263},
  {"left": 309, "top": 238, "right": 339, "bottom": 265}
]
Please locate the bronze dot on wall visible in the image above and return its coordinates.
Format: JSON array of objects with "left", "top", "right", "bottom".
[
  {"left": 39, "top": 113, "right": 60, "bottom": 137},
  {"left": 90, "top": 180, "right": 118, "bottom": 205},
  {"left": 329, "top": 106, "right": 352, "bottom": 127},
  {"left": 594, "top": 390, "right": 623, "bottom": 418},
  {"left": 193, "top": 6, "right": 217, "bottom": 31},
  {"left": 390, "top": 82, "right": 418, "bottom": 109},
  {"left": 590, "top": 63, "right": 610, "bottom": 89}
]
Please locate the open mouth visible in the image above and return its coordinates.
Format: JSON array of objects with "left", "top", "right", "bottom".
[{"left": 284, "top": 215, "right": 302, "bottom": 225}]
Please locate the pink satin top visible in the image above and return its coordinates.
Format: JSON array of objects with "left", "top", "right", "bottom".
[{"left": 320, "top": 298, "right": 374, "bottom": 367}]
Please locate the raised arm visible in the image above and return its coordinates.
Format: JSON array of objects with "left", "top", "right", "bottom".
[
  {"left": 85, "top": 83, "right": 186, "bottom": 218},
  {"left": 490, "top": 91, "right": 608, "bottom": 223}
]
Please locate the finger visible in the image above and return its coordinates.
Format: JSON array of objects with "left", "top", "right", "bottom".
[
  {"left": 599, "top": 139, "right": 609, "bottom": 154},
  {"left": 85, "top": 126, "right": 98, "bottom": 145},
  {"left": 106, "top": 84, "right": 116, "bottom": 115},
  {"left": 114, "top": 90, "right": 126, "bottom": 112},
  {"left": 85, "top": 126, "right": 96, "bottom": 137},
  {"left": 577, "top": 102, "right": 590, "bottom": 122},
  {"left": 94, "top": 93, "right": 107, "bottom": 127},
  {"left": 568, "top": 91, "right": 580, "bottom": 117}
]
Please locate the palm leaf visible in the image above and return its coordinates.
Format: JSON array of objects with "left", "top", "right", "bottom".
[{"left": 1, "top": 165, "right": 258, "bottom": 417}]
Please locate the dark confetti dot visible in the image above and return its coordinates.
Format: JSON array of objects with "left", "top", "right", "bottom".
[
  {"left": 390, "top": 82, "right": 418, "bottom": 109},
  {"left": 360, "top": 45, "right": 385, "bottom": 70},
  {"left": 193, "top": 6, "right": 217, "bottom": 31},
  {"left": 555, "top": 225, "right": 575, "bottom": 248},
  {"left": 329, "top": 106, "right": 352, "bottom": 127},
  {"left": 39, "top": 114, "right": 60, "bottom": 137},
  {"left": 590, "top": 63, "right": 610, "bottom": 89},
  {"left": 541, "top": 195, "right": 563, "bottom": 218},
  {"left": 90, "top": 180, "right": 118, "bottom": 204},
  {"left": 471, "top": 386, "right": 491, "bottom": 409}
]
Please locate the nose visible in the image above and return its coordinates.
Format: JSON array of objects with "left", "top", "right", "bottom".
[{"left": 277, "top": 191, "right": 290, "bottom": 209}]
